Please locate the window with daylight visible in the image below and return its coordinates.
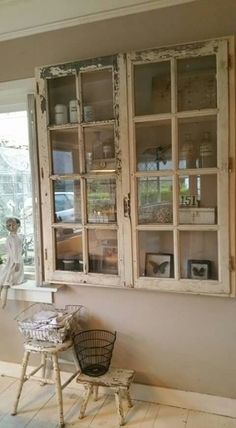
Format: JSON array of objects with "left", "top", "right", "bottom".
[{"left": 0, "top": 80, "right": 42, "bottom": 286}]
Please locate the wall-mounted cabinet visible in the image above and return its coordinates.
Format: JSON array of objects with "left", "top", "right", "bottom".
[{"left": 36, "top": 37, "right": 235, "bottom": 295}]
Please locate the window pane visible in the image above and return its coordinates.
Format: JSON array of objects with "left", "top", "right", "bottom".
[
  {"left": 180, "top": 231, "right": 218, "bottom": 280},
  {"left": 179, "top": 174, "right": 217, "bottom": 225},
  {"left": 87, "top": 178, "right": 116, "bottom": 223},
  {"left": 84, "top": 125, "right": 115, "bottom": 172},
  {"left": 136, "top": 120, "right": 172, "bottom": 171},
  {"left": 138, "top": 231, "right": 174, "bottom": 278},
  {"left": 88, "top": 229, "right": 118, "bottom": 274},
  {"left": 178, "top": 116, "right": 217, "bottom": 169},
  {"left": 177, "top": 55, "right": 217, "bottom": 111},
  {"left": 0, "top": 111, "right": 35, "bottom": 279},
  {"left": 134, "top": 62, "right": 171, "bottom": 115},
  {"left": 51, "top": 129, "right": 80, "bottom": 174},
  {"left": 81, "top": 69, "right": 113, "bottom": 122},
  {"left": 53, "top": 180, "right": 81, "bottom": 223},
  {"left": 138, "top": 177, "right": 173, "bottom": 224},
  {"left": 55, "top": 227, "right": 83, "bottom": 271},
  {"left": 48, "top": 76, "right": 77, "bottom": 125}
]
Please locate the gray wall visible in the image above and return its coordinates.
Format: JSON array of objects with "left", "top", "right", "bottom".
[{"left": 0, "top": 0, "right": 236, "bottom": 399}]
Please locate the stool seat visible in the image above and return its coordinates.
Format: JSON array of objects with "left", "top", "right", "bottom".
[
  {"left": 77, "top": 367, "right": 135, "bottom": 426},
  {"left": 11, "top": 339, "right": 80, "bottom": 428},
  {"left": 25, "top": 339, "right": 73, "bottom": 354},
  {"left": 77, "top": 367, "right": 135, "bottom": 388}
]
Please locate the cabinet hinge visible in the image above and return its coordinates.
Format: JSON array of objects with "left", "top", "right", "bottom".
[
  {"left": 123, "top": 193, "right": 131, "bottom": 218},
  {"left": 44, "top": 249, "right": 48, "bottom": 260},
  {"left": 229, "top": 256, "right": 234, "bottom": 272},
  {"left": 229, "top": 157, "right": 233, "bottom": 173}
]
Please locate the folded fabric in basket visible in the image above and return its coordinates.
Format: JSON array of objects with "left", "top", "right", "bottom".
[{"left": 32, "top": 310, "right": 58, "bottom": 323}]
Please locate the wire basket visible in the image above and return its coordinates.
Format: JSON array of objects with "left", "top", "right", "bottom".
[
  {"left": 15, "top": 303, "right": 86, "bottom": 344},
  {"left": 74, "top": 329, "right": 116, "bottom": 377}
]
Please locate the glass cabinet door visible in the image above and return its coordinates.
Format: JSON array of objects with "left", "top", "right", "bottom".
[
  {"left": 128, "top": 38, "right": 231, "bottom": 294},
  {"left": 36, "top": 55, "right": 125, "bottom": 287}
]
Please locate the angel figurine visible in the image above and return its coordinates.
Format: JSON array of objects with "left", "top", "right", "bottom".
[{"left": 0, "top": 217, "right": 24, "bottom": 308}]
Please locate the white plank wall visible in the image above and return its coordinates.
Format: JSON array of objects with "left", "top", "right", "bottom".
[{"left": 0, "top": 375, "right": 235, "bottom": 427}]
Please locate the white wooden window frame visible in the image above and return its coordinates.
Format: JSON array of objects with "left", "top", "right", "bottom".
[
  {"left": 36, "top": 54, "right": 132, "bottom": 288},
  {"left": 127, "top": 37, "right": 235, "bottom": 296},
  {"left": 0, "top": 78, "right": 58, "bottom": 302}
]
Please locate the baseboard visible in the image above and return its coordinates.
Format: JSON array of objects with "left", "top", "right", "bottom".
[{"left": 0, "top": 360, "right": 235, "bottom": 418}]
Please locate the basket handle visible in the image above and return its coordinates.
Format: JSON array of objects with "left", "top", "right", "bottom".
[{"left": 14, "top": 302, "right": 38, "bottom": 320}]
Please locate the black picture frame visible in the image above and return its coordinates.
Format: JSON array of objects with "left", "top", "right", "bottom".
[
  {"left": 145, "top": 253, "right": 174, "bottom": 278},
  {"left": 187, "top": 259, "right": 211, "bottom": 280}
]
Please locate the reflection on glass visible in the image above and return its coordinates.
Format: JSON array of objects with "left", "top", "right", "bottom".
[
  {"left": 134, "top": 61, "right": 171, "bottom": 116},
  {"left": 81, "top": 69, "right": 113, "bottom": 122},
  {"left": 178, "top": 116, "right": 217, "bottom": 169},
  {"left": 180, "top": 231, "right": 218, "bottom": 280},
  {"left": 55, "top": 227, "right": 83, "bottom": 271},
  {"left": 51, "top": 129, "right": 79, "bottom": 174},
  {"left": 88, "top": 229, "right": 118, "bottom": 274},
  {"left": 177, "top": 55, "right": 217, "bottom": 111},
  {"left": 53, "top": 180, "right": 81, "bottom": 223},
  {"left": 138, "top": 231, "right": 174, "bottom": 278},
  {"left": 84, "top": 125, "right": 115, "bottom": 172},
  {"left": 179, "top": 174, "right": 217, "bottom": 225},
  {"left": 87, "top": 178, "right": 116, "bottom": 223},
  {"left": 48, "top": 76, "right": 76, "bottom": 125},
  {"left": 138, "top": 177, "right": 173, "bottom": 224},
  {"left": 136, "top": 121, "right": 172, "bottom": 171}
]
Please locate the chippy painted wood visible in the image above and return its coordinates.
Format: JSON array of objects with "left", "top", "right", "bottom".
[
  {"left": 0, "top": 376, "right": 236, "bottom": 427},
  {"left": 127, "top": 37, "right": 233, "bottom": 295},
  {"left": 11, "top": 339, "right": 79, "bottom": 428},
  {"left": 36, "top": 54, "right": 127, "bottom": 288},
  {"left": 76, "top": 367, "right": 135, "bottom": 426}
]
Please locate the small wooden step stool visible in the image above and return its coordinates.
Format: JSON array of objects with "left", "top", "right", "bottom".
[
  {"left": 76, "top": 367, "right": 135, "bottom": 426},
  {"left": 11, "top": 339, "right": 80, "bottom": 428}
]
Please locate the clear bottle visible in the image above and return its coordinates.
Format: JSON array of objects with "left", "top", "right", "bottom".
[
  {"left": 179, "top": 133, "right": 194, "bottom": 168},
  {"left": 199, "top": 132, "right": 213, "bottom": 168}
]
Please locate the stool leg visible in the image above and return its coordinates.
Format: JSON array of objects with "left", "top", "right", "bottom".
[
  {"left": 114, "top": 388, "right": 125, "bottom": 426},
  {"left": 52, "top": 354, "right": 64, "bottom": 428},
  {"left": 40, "top": 353, "right": 46, "bottom": 386},
  {"left": 79, "top": 384, "right": 92, "bottom": 419},
  {"left": 125, "top": 387, "right": 133, "bottom": 408},
  {"left": 93, "top": 385, "right": 99, "bottom": 401},
  {"left": 11, "top": 350, "right": 30, "bottom": 415}
]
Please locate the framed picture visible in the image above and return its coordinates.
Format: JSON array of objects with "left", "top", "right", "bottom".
[
  {"left": 187, "top": 259, "right": 211, "bottom": 280},
  {"left": 102, "top": 245, "right": 118, "bottom": 275},
  {"left": 145, "top": 253, "right": 173, "bottom": 278}
]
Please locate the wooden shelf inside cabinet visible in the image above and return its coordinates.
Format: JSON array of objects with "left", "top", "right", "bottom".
[
  {"left": 81, "top": 119, "right": 115, "bottom": 127},
  {"left": 48, "top": 123, "right": 78, "bottom": 131}
]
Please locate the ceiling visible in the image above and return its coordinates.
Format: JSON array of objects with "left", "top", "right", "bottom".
[{"left": 0, "top": 0, "right": 196, "bottom": 41}]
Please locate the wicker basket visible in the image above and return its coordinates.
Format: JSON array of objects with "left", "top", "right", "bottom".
[{"left": 15, "top": 303, "right": 85, "bottom": 343}]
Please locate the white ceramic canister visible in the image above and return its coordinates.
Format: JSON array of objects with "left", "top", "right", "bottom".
[
  {"left": 69, "top": 99, "right": 78, "bottom": 123},
  {"left": 83, "top": 105, "right": 94, "bottom": 122},
  {"left": 54, "top": 104, "right": 68, "bottom": 125}
]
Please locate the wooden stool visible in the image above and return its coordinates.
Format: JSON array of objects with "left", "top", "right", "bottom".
[
  {"left": 76, "top": 367, "right": 135, "bottom": 426},
  {"left": 11, "top": 339, "right": 80, "bottom": 428}
]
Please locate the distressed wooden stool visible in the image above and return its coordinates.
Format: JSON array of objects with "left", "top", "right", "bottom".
[
  {"left": 77, "top": 367, "right": 135, "bottom": 426},
  {"left": 11, "top": 339, "right": 80, "bottom": 428}
]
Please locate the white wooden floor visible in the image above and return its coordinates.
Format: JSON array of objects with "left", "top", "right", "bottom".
[{"left": 0, "top": 375, "right": 235, "bottom": 428}]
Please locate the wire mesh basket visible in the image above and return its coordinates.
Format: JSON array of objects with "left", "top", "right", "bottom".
[
  {"left": 15, "top": 303, "right": 86, "bottom": 344},
  {"left": 74, "top": 329, "right": 116, "bottom": 377}
]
